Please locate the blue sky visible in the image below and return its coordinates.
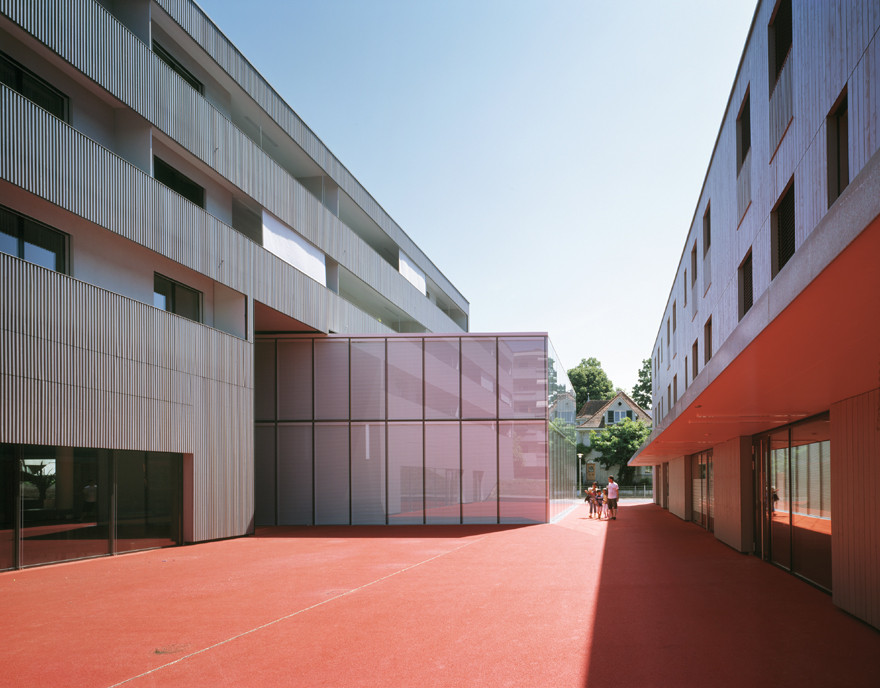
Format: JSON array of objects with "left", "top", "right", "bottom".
[{"left": 196, "top": 0, "right": 756, "bottom": 394}]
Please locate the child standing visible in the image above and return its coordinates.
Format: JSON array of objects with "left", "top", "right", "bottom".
[{"left": 600, "top": 488, "right": 609, "bottom": 520}]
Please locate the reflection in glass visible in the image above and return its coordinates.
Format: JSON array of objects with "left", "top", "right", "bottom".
[
  {"left": 277, "top": 340, "right": 312, "bottom": 420},
  {"left": 314, "top": 340, "right": 349, "bottom": 420},
  {"left": 499, "top": 421, "right": 547, "bottom": 523},
  {"left": 314, "top": 423, "right": 350, "bottom": 525},
  {"left": 768, "top": 430, "right": 791, "bottom": 569},
  {"left": 278, "top": 424, "right": 314, "bottom": 525},
  {"left": 116, "top": 451, "right": 181, "bottom": 553},
  {"left": 388, "top": 423, "right": 423, "bottom": 524},
  {"left": 425, "top": 339, "right": 460, "bottom": 419},
  {"left": 498, "top": 338, "right": 546, "bottom": 419},
  {"left": 1, "top": 445, "right": 17, "bottom": 570},
  {"left": 789, "top": 416, "right": 831, "bottom": 590},
  {"left": 351, "top": 340, "right": 386, "bottom": 420},
  {"left": 21, "top": 447, "right": 109, "bottom": 566},
  {"left": 388, "top": 339, "right": 423, "bottom": 420},
  {"left": 462, "top": 422, "right": 498, "bottom": 524},
  {"left": 351, "top": 423, "right": 385, "bottom": 524},
  {"left": 462, "top": 338, "right": 496, "bottom": 419},
  {"left": 425, "top": 423, "right": 460, "bottom": 524}
]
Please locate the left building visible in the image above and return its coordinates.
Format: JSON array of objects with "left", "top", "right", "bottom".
[{"left": 0, "top": 0, "right": 548, "bottom": 571}]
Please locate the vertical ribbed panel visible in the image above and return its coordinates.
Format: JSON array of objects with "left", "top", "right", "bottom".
[
  {"left": 0, "top": 253, "right": 254, "bottom": 542},
  {"left": 831, "top": 389, "right": 880, "bottom": 630},
  {"left": 0, "top": 0, "right": 467, "bottom": 331},
  {"left": 769, "top": 57, "right": 793, "bottom": 155}
]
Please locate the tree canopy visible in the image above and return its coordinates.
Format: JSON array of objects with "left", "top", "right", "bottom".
[
  {"left": 631, "top": 358, "right": 652, "bottom": 410},
  {"left": 567, "top": 357, "right": 614, "bottom": 410},
  {"left": 589, "top": 418, "right": 651, "bottom": 484}
]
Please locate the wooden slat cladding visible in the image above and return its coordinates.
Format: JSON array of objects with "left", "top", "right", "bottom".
[
  {"left": 0, "top": 0, "right": 464, "bottom": 334},
  {"left": 0, "top": 253, "right": 254, "bottom": 542},
  {"left": 830, "top": 388, "right": 880, "bottom": 630}
]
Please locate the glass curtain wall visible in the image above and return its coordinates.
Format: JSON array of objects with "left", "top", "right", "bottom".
[
  {"left": 756, "top": 414, "right": 831, "bottom": 590},
  {"left": 0, "top": 444, "right": 182, "bottom": 570},
  {"left": 254, "top": 334, "right": 577, "bottom": 526}
]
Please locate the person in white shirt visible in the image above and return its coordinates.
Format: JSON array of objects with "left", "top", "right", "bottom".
[{"left": 607, "top": 476, "right": 619, "bottom": 520}]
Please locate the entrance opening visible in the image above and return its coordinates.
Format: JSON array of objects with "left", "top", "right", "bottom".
[{"left": 753, "top": 414, "right": 831, "bottom": 590}]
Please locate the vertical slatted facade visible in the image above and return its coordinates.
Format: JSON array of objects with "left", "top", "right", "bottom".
[
  {"left": 830, "top": 389, "right": 880, "bottom": 630},
  {"left": 0, "top": 254, "right": 254, "bottom": 541}
]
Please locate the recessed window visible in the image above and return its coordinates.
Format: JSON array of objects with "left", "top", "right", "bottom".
[
  {"left": 827, "top": 89, "right": 849, "bottom": 207},
  {"left": 704, "top": 317, "right": 713, "bottom": 365},
  {"left": 738, "top": 250, "right": 754, "bottom": 320},
  {"left": 154, "top": 156, "right": 205, "bottom": 208},
  {"left": 0, "top": 204, "right": 68, "bottom": 273},
  {"left": 737, "top": 90, "right": 751, "bottom": 173},
  {"left": 690, "top": 244, "right": 698, "bottom": 287},
  {"left": 153, "top": 273, "right": 201, "bottom": 323},
  {"left": 0, "top": 50, "right": 68, "bottom": 120},
  {"left": 772, "top": 180, "right": 796, "bottom": 278},
  {"left": 673, "top": 375, "right": 678, "bottom": 404},
  {"left": 153, "top": 41, "right": 204, "bottom": 95},
  {"left": 692, "top": 339, "right": 698, "bottom": 379},
  {"left": 672, "top": 301, "right": 677, "bottom": 332},
  {"left": 703, "top": 204, "right": 711, "bottom": 255},
  {"left": 769, "top": 0, "right": 792, "bottom": 92},
  {"left": 683, "top": 269, "right": 688, "bottom": 307}
]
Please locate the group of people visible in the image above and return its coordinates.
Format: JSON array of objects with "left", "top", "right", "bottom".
[{"left": 583, "top": 476, "right": 619, "bottom": 520}]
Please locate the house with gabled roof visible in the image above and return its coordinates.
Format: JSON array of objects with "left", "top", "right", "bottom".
[{"left": 577, "top": 391, "right": 651, "bottom": 485}]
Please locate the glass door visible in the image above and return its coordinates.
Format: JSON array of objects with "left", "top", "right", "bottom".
[{"left": 691, "top": 450, "right": 713, "bottom": 531}]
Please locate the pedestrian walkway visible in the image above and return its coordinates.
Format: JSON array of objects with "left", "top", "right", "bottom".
[{"left": 2, "top": 501, "right": 877, "bottom": 687}]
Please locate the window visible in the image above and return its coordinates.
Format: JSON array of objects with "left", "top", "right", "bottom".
[
  {"left": 692, "top": 339, "right": 698, "bottom": 380},
  {"left": 739, "top": 250, "right": 753, "bottom": 320},
  {"left": 769, "top": 0, "right": 792, "bottom": 92},
  {"left": 0, "top": 205, "right": 68, "bottom": 273},
  {"left": 683, "top": 269, "right": 688, "bottom": 307},
  {"left": 704, "top": 317, "right": 713, "bottom": 365},
  {"left": 673, "top": 375, "right": 678, "bottom": 404},
  {"left": 153, "top": 273, "right": 201, "bottom": 322},
  {"left": 154, "top": 156, "right": 205, "bottom": 208},
  {"left": 827, "top": 89, "right": 849, "bottom": 207},
  {"left": 0, "top": 50, "right": 67, "bottom": 120},
  {"left": 152, "top": 41, "right": 204, "bottom": 94},
  {"left": 667, "top": 385, "right": 672, "bottom": 413},
  {"left": 690, "top": 244, "right": 698, "bottom": 287},
  {"left": 606, "top": 410, "right": 614, "bottom": 425},
  {"left": 703, "top": 204, "right": 711, "bottom": 255},
  {"left": 772, "top": 181, "right": 796, "bottom": 278},
  {"left": 672, "top": 301, "right": 677, "bottom": 332},
  {"left": 626, "top": 410, "right": 633, "bottom": 420},
  {"left": 737, "top": 91, "right": 751, "bottom": 173}
]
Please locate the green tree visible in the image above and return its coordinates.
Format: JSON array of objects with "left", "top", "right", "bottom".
[
  {"left": 567, "top": 357, "right": 614, "bottom": 410},
  {"left": 588, "top": 418, "right": 651, "bottom": 484},
  {"left": 631, "top": 358, "right": 652, "bottom": 410}
]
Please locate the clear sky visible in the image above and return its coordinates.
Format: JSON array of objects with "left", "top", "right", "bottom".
[{"left": 196, "top": 0, "right": 757, "bottom": 394}]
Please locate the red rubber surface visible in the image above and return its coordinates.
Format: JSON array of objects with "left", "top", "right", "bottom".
[{"left": 2, "top": 502, "right": 877, "bottom": 687}]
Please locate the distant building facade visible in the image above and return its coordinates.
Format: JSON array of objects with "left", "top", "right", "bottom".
[
  {"left": 631, "top": 0, "right": 880, "bottom": 631},
  {"left": 577, "top": 392, "right": 651, "bottom": 485}
]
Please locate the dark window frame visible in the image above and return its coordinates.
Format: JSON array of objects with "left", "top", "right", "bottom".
[
  {"left": 736, "top": 89, "right": 751, "bottom": 173},
  {"left": 0, "top": 204, "right": 69, "bottom": 274},
  {"left": 827, "top": 88, "right": 849, "bottom": 207},
  {"left": 153, "top": 156, "right": 206, "bottom": 209},
  {"left": 771, "top": 180, "right": 796, "bottom": 278},
  {"left": 152, "top": 40, "right": 204, "bottom": 95},
  {"left": 768, "top": 0, "right": 793, "bottom": 93},
  {"left": 738, "top": 249, "right": 754, "bottom": 320},
  {"left": 153, "top": 273, "right": 202, "bottom": 323},
  {"left": 0, "top": 49, "right": 68, "bottom": 121}
]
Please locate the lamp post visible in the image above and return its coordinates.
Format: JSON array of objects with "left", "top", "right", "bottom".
[{"left": 577, "top": 453, "right": 584, "bottom": 495}]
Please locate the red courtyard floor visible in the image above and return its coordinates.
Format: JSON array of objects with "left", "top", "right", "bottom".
[{"left": 2, "top": 501, "right": 877, "bottom": 687}]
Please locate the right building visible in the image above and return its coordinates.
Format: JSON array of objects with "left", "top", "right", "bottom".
[{"left": 630, "top": 0, "right": 880, "bottom": 631}]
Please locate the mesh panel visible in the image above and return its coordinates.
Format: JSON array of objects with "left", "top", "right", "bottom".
[{"left": 777, "top": 185, "right": 796, "bottom": 271}]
